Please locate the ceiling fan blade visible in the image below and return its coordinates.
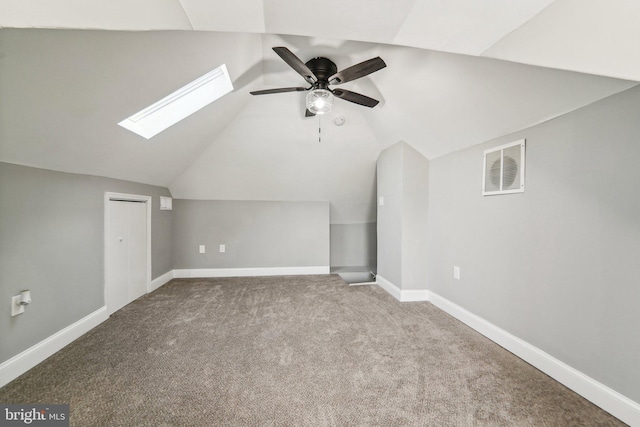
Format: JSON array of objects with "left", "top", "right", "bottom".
[
  {"left": 305, "top": 109, "right": 316, "bottom": 117},
  {"left": 250, "top": 87, "right": 308, "bottom": 95},
  {"left": 273, "top": 47, "right": 317, "bottom": 85},
  {"left": 332, "top": 89, "right": 380, "bottom": 108},
  {"left": 329, "top": 57, "right": 386, "bottom": 85}
]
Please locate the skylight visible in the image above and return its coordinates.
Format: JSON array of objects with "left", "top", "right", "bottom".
[{"left": 118, "top": 64, "right": 233, "bottom": 139}]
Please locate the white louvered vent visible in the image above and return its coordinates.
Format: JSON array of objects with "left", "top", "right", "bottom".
[{"left": 482, "top": 139, "right": 525, "bottom": 196}]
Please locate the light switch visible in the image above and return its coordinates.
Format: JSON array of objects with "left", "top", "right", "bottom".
[
  {"left": 160, "top": 196, "right": 173, "bottom": 210},
  {"left": 219, "top": 244, "right": 226, "bottom": 253},
  {"left": 453, "top": 266, "right": 461, "bottom": 280},
  {"left": 199, "top": 245, "right": 205, "bottom": 254}
]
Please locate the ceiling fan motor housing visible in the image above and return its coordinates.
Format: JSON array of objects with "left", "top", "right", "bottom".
[{"left": 306, "top": 57, "right": 337, "bottom": 88}]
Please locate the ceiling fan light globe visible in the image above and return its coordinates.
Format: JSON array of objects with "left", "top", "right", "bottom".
[{"left": 306, "top": 89, "right": 333, "bottom": 115}]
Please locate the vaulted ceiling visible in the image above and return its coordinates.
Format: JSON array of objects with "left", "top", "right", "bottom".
[{"left": 1, "top": 1, "right": 638, "bottom": 223}]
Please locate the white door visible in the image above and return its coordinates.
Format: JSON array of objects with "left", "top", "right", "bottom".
[{"left": 106, "top": 199, "right": 148, "bottom": 315}]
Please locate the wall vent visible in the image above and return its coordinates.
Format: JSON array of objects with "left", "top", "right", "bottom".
[{"left": 482, "top": 139, "right": 525, "bottom": 196}]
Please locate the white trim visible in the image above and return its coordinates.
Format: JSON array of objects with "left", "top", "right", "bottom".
[
  {"left": 0, "top": 307, "right": 108, "bottom": 388},
  {"left": 173, "top": 266, "right": 330, "bottom": 279},
  {"left": 0, "top": 267, "right": 321, "bottom": 388},
  {"left": 3, "top": 276, "right": 637, "bottom": 425},
  {"left": 401, "top": 289, "right": 430, "bottom": 302},
  {"left": 373, "top": 275, "right": 401, "bottom": 300},
  {"left": 376, "top": 274, "right": 401, "bottom": 301},
  {"left": 375, "top": 275, "right": 429, "bottom": 302},
  {"left": 104, "top": 192, "right": 152, "bottom": 315},
  {"left": 426, "top": 290, "right": 640, "bottom": 427},
  {"left": 149, "top": 270, "right": 174, "bottom": 292},
  {"left": 374, "top": 278, "right": 640, "bottom": 424}
]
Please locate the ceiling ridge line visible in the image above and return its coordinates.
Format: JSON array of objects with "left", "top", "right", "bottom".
[
  {"left": 432, "top": 82, "right": 640, "bottom": 163},
  {"left": 477, "top": 0, "right": 558, "bottom": 58},
  {"left": 175, "top": 0, "right": 195, "bottom": 31},
  {"left": 389, "top": 0, "right": 422, "bottom": 46},
  {"left": 260, "top": 0, "right": 268, "bottom": 34}
]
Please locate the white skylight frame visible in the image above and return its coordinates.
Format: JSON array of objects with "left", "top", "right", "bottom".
[{"left": 118, "top": 64, "right": 233, "bottom": 139}]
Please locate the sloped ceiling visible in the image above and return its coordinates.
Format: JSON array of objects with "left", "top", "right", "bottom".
[{"left": 1, "top": 1, "right": 638, "bottom": 223}]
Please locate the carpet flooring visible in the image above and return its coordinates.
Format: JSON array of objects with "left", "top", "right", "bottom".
[{"left": 0, "top": 275, "right": 626, "bottom": 426}]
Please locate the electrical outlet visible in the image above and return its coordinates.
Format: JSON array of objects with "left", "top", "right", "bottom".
[
  {"left": 199, "top": 245, "right": 205, "bottom": 254},
  {"left": 219, "top": 244, "right": 226, "bottom": 253},
  {"left": 453, "top": 266, "right": 461, "bottom": 280},
  {"left": 11, "top": 295, "right": 24, "bottom": 316}
]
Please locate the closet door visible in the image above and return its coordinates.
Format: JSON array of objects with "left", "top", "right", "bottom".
[
  {"left": 106, "top": 199, "right": 148, "bottom": 315},
  {"left": 127, "top": 201, "right": 148, "bottom": 303}
]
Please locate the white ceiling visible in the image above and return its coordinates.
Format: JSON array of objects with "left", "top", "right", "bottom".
[{"left": 1, "top": 1, "right": 638, "bottom": 223}]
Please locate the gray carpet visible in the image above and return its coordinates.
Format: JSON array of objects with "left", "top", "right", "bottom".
[{"left": 0, "top": 275, "right": 626, "bottom": 426}]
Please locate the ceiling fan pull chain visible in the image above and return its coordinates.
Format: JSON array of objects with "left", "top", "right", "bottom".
[{"left": 318, "top": 115, "right": 322, "bottom": 143}]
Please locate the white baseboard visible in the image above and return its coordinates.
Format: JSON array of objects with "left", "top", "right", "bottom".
[
  {"left": 5, "top": 276, "right": 636, "bottom": 426},
  {"left": 151, "top": 266, "right": 327, "bottom": 287},
  {"left": 400, "top": 289, "right": 429, "bottom": 302},
  {"left": 376, "top": 275, "right": 401, "bottom": 300},
  {"left": 0, "top": 267, "right": 324, "bottom": 388},
  {"left": 0, "top": 307, "right": 108, "bottom": 388},
  {"left": 173, "top": 266, "right": 330, "bottom": 278},
  {"left": 149, "top": 270, "right": 174, "bottom": 292},
  {"left": 426, "top": 290, "right": 640, "bottom": 427},
  {"left": 376, "top": 275, "right": 429, "bottom": 302}
]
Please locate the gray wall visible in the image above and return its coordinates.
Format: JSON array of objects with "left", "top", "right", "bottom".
[
  {"left": 377, "top": 143, "right": 404, "bottom": 286},
  {"left": 0, "top": 162, "right": 172, "bottom": 363},
  {"left": 401, "top": 143, "right": 430, "bottom": 290},
  {"left": 172, "top": 200, "right": 330, "bottom": 269},
  {"left": 377, "top": 142, "right": 430, "bottom": 290},
  {"left": 427, "top": 85, "right": 640, "bottom": 402},
  {"left": 330, "top": 223, "right": 377, "bottom": 269}
]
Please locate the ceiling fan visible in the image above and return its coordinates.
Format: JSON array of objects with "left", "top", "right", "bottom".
[{"left": 250, "top": 47, "right": 386, "bottom": 116}]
